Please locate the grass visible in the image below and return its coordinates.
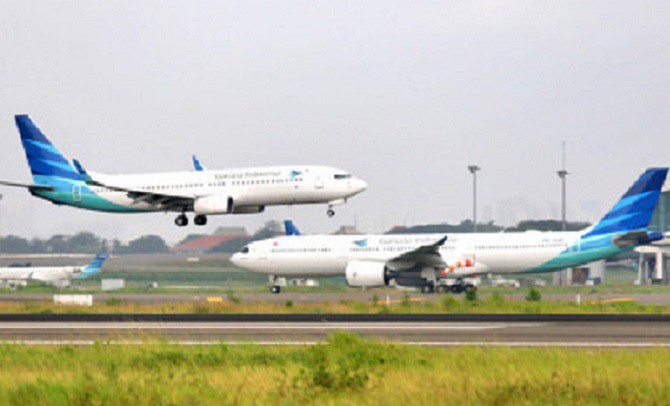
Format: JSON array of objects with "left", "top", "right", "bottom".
[
  {"left": 2, "top": 291, "right": 670, "bottom": 314},
  {"left": 0, "top": 333, "right": 668, "bottom": 404}
]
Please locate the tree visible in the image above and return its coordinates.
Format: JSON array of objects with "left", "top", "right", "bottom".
[
  {"left": 0, "top": 236, "right": 32, "bottom": 253},
  {"left": 120, "top": 235, "right": 169, "bottom": 254},
  {"left": 67, "top": 232, "right": 101, "bottom": 253}
]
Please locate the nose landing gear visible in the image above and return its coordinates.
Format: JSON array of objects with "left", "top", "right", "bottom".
[{"left": 327, "top": 209, "right": 335, "bottom": 217}]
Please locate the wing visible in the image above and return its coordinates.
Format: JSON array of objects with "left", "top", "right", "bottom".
[
  {"left": 387, "top": 236, "right": 448, "bottom": 269},
  {"left": 0, "top": 180, "right": 54, "bottom": 192},
  {"left": 84, "top": 172, "right": 195, "bottom": 212}
]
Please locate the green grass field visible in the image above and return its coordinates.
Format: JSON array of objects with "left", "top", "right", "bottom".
[
  {"left": 0, "top": 334, "right": 668, "bottom": 405},
  {"left": 2, "top": 291, "right": 670, "bottom": 315}
]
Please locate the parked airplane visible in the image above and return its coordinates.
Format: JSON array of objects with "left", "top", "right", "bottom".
[
  {"left": 0, "top": 115, "right": 367, "bottom": 226},
  {"left": 232, "top": 168, "right": 668, "bottom": 294},
  {"left": 0, "top": 253, "right": 108, "bottom": 286}
]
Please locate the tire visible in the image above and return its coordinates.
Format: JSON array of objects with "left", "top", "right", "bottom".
[
  {"left": 271, "top": 286, "right": 281, "bottom": 294},
  {"left": 450, "top": 285, "right": 463, "bottom": 294}
]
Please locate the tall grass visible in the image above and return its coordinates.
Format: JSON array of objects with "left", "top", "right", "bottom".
[
  {"left": 0, "top": 335, "right": 668, "bottom": 404},
  {"left": 0, "top": 293, "right": 668, "bottom": 315}
]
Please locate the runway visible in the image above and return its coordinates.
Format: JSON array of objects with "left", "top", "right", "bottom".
[
  {"left": 0, "top": 315, "right": 669, "bottom": 346},
  {"left": 3, "top": 292, "right": 670, "bottom": 305}
]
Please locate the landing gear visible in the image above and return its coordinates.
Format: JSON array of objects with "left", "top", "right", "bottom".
[
  {"left": 174, "top": 214, "right": 189, "bottom": 227},
  {"left": 271, "top": 285, "right": 281, "bottom": 294},
  {"left": 194, "top": 215, "right": 207, "bottom": 226},
  {"left": 420, "top": 283, "right": 435, "bottom": 294},
  {"left": 327, "top": 209, "right": 335, "bottom": 217}
]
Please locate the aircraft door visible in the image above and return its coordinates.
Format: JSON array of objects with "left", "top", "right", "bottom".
[
  {"left": 315, "top": 175, "right": 324, "bottom": 189},
  {"left": 72, "top": 185, "right": 82, "bottom": 203}
]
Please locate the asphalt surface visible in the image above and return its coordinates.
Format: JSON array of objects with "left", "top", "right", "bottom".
[
  {"left": 1, "top": 315, "right": 669, "bottom": 346},
  {"left": 2, "top": 292, "right": 670, "bottom": 305}
]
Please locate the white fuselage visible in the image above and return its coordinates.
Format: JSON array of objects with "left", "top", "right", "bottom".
[
  {"left": 77, "top": 165, "right": 366, "bottom": 213},
  {"left": 232, "top": 231, "right": 584, "bottom": 278},
  {"left": 0, "top": 265, "right": 86, "bottom": 282}
]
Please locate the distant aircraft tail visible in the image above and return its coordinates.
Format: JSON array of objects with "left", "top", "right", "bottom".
[
  {"left": 583, "top": 168, "right": 668, "bottom": 238},
  {"left": 75, "top": 253, "right": 109, "bottom": 279},
  {"left": 15, "top": 115, "right": 82, "bottom": 185},
  {"left": 285, "top": 220, "right": 301, "bottom": 236}
]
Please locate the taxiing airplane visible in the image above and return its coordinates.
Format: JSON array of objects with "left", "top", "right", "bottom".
[
  {"left": 232, "top": 168, "right": 668, "bottom": 294},
  {"left": 0, "top": 116, "right": 367, "bottom": 226},
  {"left": 0, "top": 253, "right": 108, "bottom": 285}
]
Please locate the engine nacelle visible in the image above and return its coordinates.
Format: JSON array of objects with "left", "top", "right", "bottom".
[
  {"left": 232, "top": 205, "right": 265, "bottom": 214},
  {"left": 345, "top": 261, "right": 389, "bottom": 287},
  {"left": 194, "top": 196, "right": 234, "bottom": 215}
]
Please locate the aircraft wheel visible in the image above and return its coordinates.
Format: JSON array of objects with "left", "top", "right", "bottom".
[
  {"left": 194, "top": 215, "right": 207, "bottom": 226},
  {"left": 271, "top": 285, "right": 281, "bottom": 294},
  {"left": 327, "top": 209, "right": 335, "bottom": 217},
  {"left": 174, "top": 214, "right": 189, "bottom": 227},
  {"left": 421, "top": 284, "right": 434, "bottom": 294}
]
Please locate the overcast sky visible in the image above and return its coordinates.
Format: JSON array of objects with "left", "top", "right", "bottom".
[{"left": 1, "top": 1, "right": 669, "bottom": 243}]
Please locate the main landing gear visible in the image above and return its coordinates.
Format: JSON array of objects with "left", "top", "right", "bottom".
[
  {"left": 175, "top": 214, "right": 189, "bottom": 227},
  {"left": 194, "top": 215, "right": 207, "bottom": 226},
  {"left": 269, "top": 275, "right": 281, "bottom": 294},
  {"left": 174, "top": 214, "right": 208, "bottom": 227}
]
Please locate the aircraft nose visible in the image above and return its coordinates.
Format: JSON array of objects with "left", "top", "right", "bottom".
[
  {"left": 355, "top": 178, "right": 368, "bottom": 193},
  {"left": 230, "top": 254, "right": 241, "bottom": 266}
]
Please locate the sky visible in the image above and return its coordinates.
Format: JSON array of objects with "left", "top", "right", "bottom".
[{"left": 1, "top": 1, "right": 669, "bottom": 243}]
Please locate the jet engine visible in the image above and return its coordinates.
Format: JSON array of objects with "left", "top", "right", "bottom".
[
  {"left": 232, "top": 205, "right": 265, "bottom": 214},
  {"left": 345, "top": 261, "right": 391, "bottom": 287},
  {"left": 194, "top": 196, "right": 234, "bottom": 215}
]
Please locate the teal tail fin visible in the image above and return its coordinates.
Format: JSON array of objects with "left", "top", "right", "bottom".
[
  {"left": 583, "top": 168, "right": 668, "bottom": 238},
  {"left": 15, "top": 115, "right": 81, "bottom": 184}
]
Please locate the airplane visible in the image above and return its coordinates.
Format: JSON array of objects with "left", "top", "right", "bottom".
[
  {"left": 232, "top": 168, "right": 668, "bottom": 294},
  {"left": 0, "top": 115, "right": 367, "bottom": 227},
  {"left": 0, "top": 253, "right": 109, "bottom": 286}
]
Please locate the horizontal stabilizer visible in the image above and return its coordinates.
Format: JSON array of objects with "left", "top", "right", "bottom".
[{"left": 0, "top": 180, "right": 54, "bottom": 192}]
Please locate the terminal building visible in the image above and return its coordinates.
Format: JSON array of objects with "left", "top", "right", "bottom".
[{"left": 637, "top": 187, "right": 670, "bottom": 284}]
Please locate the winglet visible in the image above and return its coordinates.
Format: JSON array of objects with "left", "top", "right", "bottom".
[
  {"left": 433, "top": 236, "right": 448, "bottom": 246},
  {"left": 193, "top": 155, "right": 205, "bottom": 171},
  {"left": 285, "top": 220, "right": 301, "bottom": 236},
  {"left": 72, "top": 159, "right": 93, "bottom": 183}
]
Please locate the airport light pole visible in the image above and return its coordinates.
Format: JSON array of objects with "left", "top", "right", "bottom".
[
  {"left": 468, "top": 165, "right": 481, "bottom": 233},
  {"left": 557, "top": 142, "right": 568, "bottom": 232},
  {"left": 0, "top": 194, "right": 3, "bottom": 267}
]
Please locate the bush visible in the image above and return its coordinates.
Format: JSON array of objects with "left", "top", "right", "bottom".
[
  {"left": 105, "top": 297, "right": 127, "bottom": 307},
  {"left": 285, "top": 300, "right": 293, "bottom": 308},
  {"left": 525, "top": 287, "right": 542, "bottom": 302},
  {"left": 465, "top": 288, "right": 478, "bottom": 303}
]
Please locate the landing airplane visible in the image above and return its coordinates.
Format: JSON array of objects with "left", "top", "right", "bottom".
[
  {"left": 0, "top": 253, "right": 108, "bottom": 286},
  {"left": 232, "top": 168, "right": 668, "bottom": 293},
  {"left": 0, "top": 115, "right": 367, "bottom": 226}
]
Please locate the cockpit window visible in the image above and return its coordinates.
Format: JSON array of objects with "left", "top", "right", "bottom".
[
  {"left": 334, "top": 174, "right": 352, "bottom": 180},
  {"left": 240, "top": 246, "right": 250, "bottom": 254}
]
